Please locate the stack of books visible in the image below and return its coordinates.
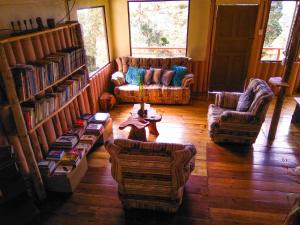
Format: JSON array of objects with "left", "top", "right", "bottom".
[
  {"left": 46, "top": 150, "right": 65, "bottom": 161},
  {"left": 52, "top": 135, "right": 79, "bottom": 150},
  {"left": 85, "top": 124, "right": 104, "bottom": 136},
  {"left": 53, "top": 165, "right": 73, "bottom": 176},
  {"left": 89, "top": 112, "right": 110, "bottom": 124},
  {"left": 38, "top": 160, "right": 57, "bottom": 176},
  {"left": 79, "top": 134, "right": 97, "bottom": 145},
  {"left": 75, "top": 142, "right": 92, "bottom": 154},
  {"left": 60, "top": 149, "right": 81, "bottom": 167}
]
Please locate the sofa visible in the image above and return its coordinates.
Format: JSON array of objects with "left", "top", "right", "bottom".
[
  {"left": 208, "top": 79, "right": 273, "bottom": 145},
  {"left": 105, "top": 138, "right": 196, "bottom": 212},
  {"left": 111, "top": 57, "right": 194, "bottom": 104}
]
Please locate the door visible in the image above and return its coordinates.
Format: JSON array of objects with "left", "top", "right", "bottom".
[{"left": 209, "top": 5, "right": 258, "bottom": 92}]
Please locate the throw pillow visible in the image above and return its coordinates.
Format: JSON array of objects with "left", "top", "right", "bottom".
[
  {"left": 236, "top": 88, "right": 255, "bottom": 112},
  {"left": 125, "top": 67, "right": 146, "bottom": 85},
  {"left": 143, "top": 69, "right": 153, "bottom": 85},
  {"left": 152, "top": 68, "right": 163, "bottom": 84},
  {"left": 111, "top": 71, "right": 125, "bottom": 86},
  {"left": 161, "top": 70, "right": 175, "bottom": 86},
  {"left": 171, "top": 65, "right": 187, "bottom": 86}
]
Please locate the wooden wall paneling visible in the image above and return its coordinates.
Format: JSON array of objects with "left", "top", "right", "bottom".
[
  {"left": 8, "top": 136, "right": 30, "bottom": 174},
  {"left": 52, "top": 114, "right": 63, "bottom": 137},
  {"left": 32, "top": 35, "right": 45, "bottom": 59},
  {"left": 58, "top": 110, "right": 68, "bottom": 133},
  {"left": 64, "top": 107, "right": 73, "bottom": 130},
  {"left": 3, "top": 43, "right": 16, "bottom": 66},
  {"left": 11, "top": 41, "right": 26, "bottom": 64},
  {"left": 46, "top": 33, "right": 56, "bottom": 54},
  {"left": 64, "top": 27, "right": 73, "bottom": 48},
  {"left": 73, "top": 98, "right": 81, "bottom": 118},
  {"left": 68, "top": 102, "right": 77, "bottom": 124},
  {"left": 89, "top": 78, "right": 97, "bottom": 113},
  {"left": 78, "top": 94, "right": 86, "bottom": 114},
  {"left": 294, "top": 63, "right": 300, "bottom": 93},
  {"left": 288, "top": 62, "right": 300, "bottom": 95},
  {"left": 93, "top": 76, "right": 100, "bottom": 104},
  {"left": 43, "top": 119, "right": 56, "bottom": 146},
  {"left": 36, "top": 126, "right": 49, "bottom": 155},
  {"left": 29, "top": 131, "right": 43, "bottom": 162},
  {"left": 261, "top": 62, "right": 270, "bottom": 81},
  {"left": 21, "top": 38, "right": 37, "bottom": 63},
  {"left": 82, "top": 89, "right": 91, "bottom": 113},
  {"left": 87, "top": 84, "right": 96, "bottom": 113},
  {"left": 40, "top": 34, "right": 51, "bottom": 56},
  {"left": 58, "top": 29, "right": 67, "bottom": 49},
  {"left": 0, "top": 45, "right": 45, "bottom": 199},
  {"left": 53, "top": 31, "right": 62, "bottom": 51}
]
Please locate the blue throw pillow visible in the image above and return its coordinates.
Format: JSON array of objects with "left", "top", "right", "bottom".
[
  {"left": 125, "top": 67, "right": 146, "bottom": 85},
  {"left": 171, "top": 65, "right": 187, "bottom": 86}
]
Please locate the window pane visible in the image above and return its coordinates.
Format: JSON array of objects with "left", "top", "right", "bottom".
[
  {"left": 129, "top": 1, "right": 189, "bottom": 58},
  {"left": 77, "top": 7, "right": 109, "bottom": 74},
  {"left": 261, "top": 1, "right": 297, "bottom": 61}
]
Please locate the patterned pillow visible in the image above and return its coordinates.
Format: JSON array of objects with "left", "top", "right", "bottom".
[
  {"left": 171, "top": 65, "right": 187, "bottom": 86},
  {"left": 236, "top": 89, "right": 255, "bottom": 112},
  {"left": 143, "top": 69, "right": 153, "bottom": 85},
  {"left": 151, "top": 68, "right": 163, "bottom": 84},
  {"left": 161, "top": 70, "right": 175, "bottom": 86},
  {"left": 125, "top": 67, "right": 146, "bottom": 85},
  {"left": 111, "top": 71, "right": 125, "bottom": 86}
]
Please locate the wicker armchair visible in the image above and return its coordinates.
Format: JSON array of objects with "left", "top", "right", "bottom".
[
  {"left": 105, "top": 139, "right": 196, "bottom": 212},
  {"left": 208, "top": 79, "right": 273, "bottom": 145}
]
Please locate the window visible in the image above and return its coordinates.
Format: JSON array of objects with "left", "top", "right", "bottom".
[
  {"left": 128, "top": 0, "right": 189, "bottom": 58},
  {"left": 261, "top": 1, "right": 297, "bottom": 61},
  {"left": 77, "top": 6, "right": 109, "bottom": 74}
]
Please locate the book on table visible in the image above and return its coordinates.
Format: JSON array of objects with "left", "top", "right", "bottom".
[
  {"left": 52, "top": 135, "right": 79, "bottom": 150},
  {"left": 75, "top": 143, "right": 92, "bottom": 154},
  {"left": 80, "top": 134, "right": 97, "bottom": 145},
  {"left": 85, "top": 124, "right": 104, "bottom": 136},
  {"left": 46, "top": 150, "right": 65, "bottom": 161},
  {"left": 89, "top": 112, "right": 110, "bottom": 124},
  {"left": 53, "top": 165, "right": 73, "bottom": 176},
  {"left": 38, "top": 160, "right": 57, "bottom": 175}
]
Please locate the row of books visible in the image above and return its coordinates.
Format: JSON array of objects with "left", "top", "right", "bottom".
[
  {"left": 11, "top": 47, "right": 85, "bottom": 101},
  {"left": 22, "top": 69, "right": 89, "bottom": 130},
  {"left": 38, "top": 113, "right": 109, "bottom": 177}
]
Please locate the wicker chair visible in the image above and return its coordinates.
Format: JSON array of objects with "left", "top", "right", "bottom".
[
  {"left": 105, "top": 139, "right": 196, "bottom": 212},
  {"left": 208, "top": 79, "right": 273, "bottom": 145}
]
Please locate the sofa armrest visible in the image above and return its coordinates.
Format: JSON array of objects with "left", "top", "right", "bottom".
[
  {"left": 105, "top": 140, "right": 122, "bottom": 182},
  {"left": 111, "top": 71, "right": 126, "bottom": 87},
  {"left": 220, "top": 111, "right": 259, "bottom": 124},
  {"left": 215, "top": 92, "right": 243, "bottom": 109},
  {"left": 181, "top": 73, "right": 194, "bottom": 88}
]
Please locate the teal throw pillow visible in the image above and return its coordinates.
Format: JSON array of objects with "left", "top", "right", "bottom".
[
  {"left": 125, "top": 67, "right": 146, "bottom": 85},
  {"left": 171, "top": 65, "right": 187, "bottom": 86}
]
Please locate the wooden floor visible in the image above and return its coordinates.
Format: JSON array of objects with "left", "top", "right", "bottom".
[{"left": 30, "top": 97, "right": 300, "bottom": 225}]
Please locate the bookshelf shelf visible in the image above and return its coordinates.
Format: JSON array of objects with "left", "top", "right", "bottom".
[
  {"left": 20, "top": 64, "right": 86, "bottom": 103},
  {"left": 28, "top": 84, "right": 90, "bottom": 133}
]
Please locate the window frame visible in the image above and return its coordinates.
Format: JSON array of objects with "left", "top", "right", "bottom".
[
  {"left": 77, "top": 5, "right": 110, "bottom": 78},
  {"left": 260, "top": 0, "right": 299, "bottom": 62},
  {"left": 127, "top": 0, "right": 190, "bottom": 58}
]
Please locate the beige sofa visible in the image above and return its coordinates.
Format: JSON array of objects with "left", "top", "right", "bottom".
[
  {"left": 105, "top": 138, "right": 196, "bottom": 212},
  {"left": 112, "top": 57, "right": 194, "bottom": 104}
]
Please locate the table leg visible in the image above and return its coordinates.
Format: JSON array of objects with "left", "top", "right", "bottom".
[
  {"left": 148, "top": 122, "right": 159, "bottom": 136},
  {"left": 128, "top": 127, "right": 147, "bottom": 141}
]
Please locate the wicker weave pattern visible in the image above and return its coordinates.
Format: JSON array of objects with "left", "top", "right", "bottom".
[
  {"left": 113, "top": 57, "right": 194, "bottom": 104},
  {"left": 105, "top": 139, "right": 196, "bottom": 212},
  {"left": 208, "top": 79, "right": 273, "bottom": 145}
]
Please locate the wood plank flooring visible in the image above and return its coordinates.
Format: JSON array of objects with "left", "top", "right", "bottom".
[{"left": 30, "top": 97, "right": 300, "bottom": 225}]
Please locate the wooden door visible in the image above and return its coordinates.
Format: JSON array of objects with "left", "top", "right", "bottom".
[{"left": 209, "top": 5, "right": 258, "bottom": 92}]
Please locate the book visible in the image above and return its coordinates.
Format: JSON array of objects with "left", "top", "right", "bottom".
[
  {"left": 80, "top": 113, "right": 93, "bottom": 122},
  {"left": 46, "top": 150, "right": 65, "bottom": 161},
  {"left": 52, "top": 135, "right": 79, "bottom": 150},
  {"left": 75, "top": 143, "right": 92, "bottom": 154},
  {"left": 53, "top": 165, "right": 73, "bottom": 175},
  {"left": 89, "top": 113, "right": 110, "bottom": 124},
  {"left": 60, "top": 150, "right": 81, "bottom": 166},
  {"left": 65, "top": 127, "right": 85, "bottom": 139},
  {"left": 74, "top": 119, "right": 87, "bottom": 128},
  {"left": 85, "top": 124, "right": 104, "bottom": 136},
  {"left": 38, "top": 160, "right": 57, "bottom": 175},
  {"left": 80, "top": 135, "right": 97, "bottom": 145}
]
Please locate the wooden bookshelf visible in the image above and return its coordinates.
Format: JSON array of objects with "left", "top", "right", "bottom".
[
  {"left": 20, "top": 64, "right": 86, "bottom": 103},
  {"left": 0, "top": 22, "right": 89, "bottom": 200},
  {"left": 28, "top": 84, "right": 90, "bottom": 133}
]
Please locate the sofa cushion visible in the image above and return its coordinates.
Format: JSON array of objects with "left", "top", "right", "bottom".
[
  {"left": 171, "top": 65, "right": 187, "bottom": 86},
  {"left": 126, "top": 67, "right": 146, "bottom": 85},
  {"left": 152, "top": 68, "right": 163, "bottom": 84},
  {"left": 236, "top": 88, "right": 254, "bottom": 112},
  {"left": 161, "top": 70, "right": 175, "bottom": 86},
  {"left": 143, "top": 69, "right": 153, "bottom": 85},
  {"left": 111, "top": 71, "right": 126, "bottom": 86}
]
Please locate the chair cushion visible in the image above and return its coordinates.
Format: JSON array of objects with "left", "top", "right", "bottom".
[
  {"left": 143, "top": 69, "right": 153, "bottom": 85},
  {"left": 125, "top": 67, "right": 145, "bottom": 85},
  {"left": 236, "top": 88, "right": 254, "bottom": 112},
  {"left": 171, "top": 65, "right": 187, "bottom": 86},
  {"left": 161, "top": 70, "right": 175, "bottom": 86}
]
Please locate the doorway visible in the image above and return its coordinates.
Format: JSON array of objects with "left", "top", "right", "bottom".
[{"left": 209, "top": 5, "right": 258, "bottom": 92}]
